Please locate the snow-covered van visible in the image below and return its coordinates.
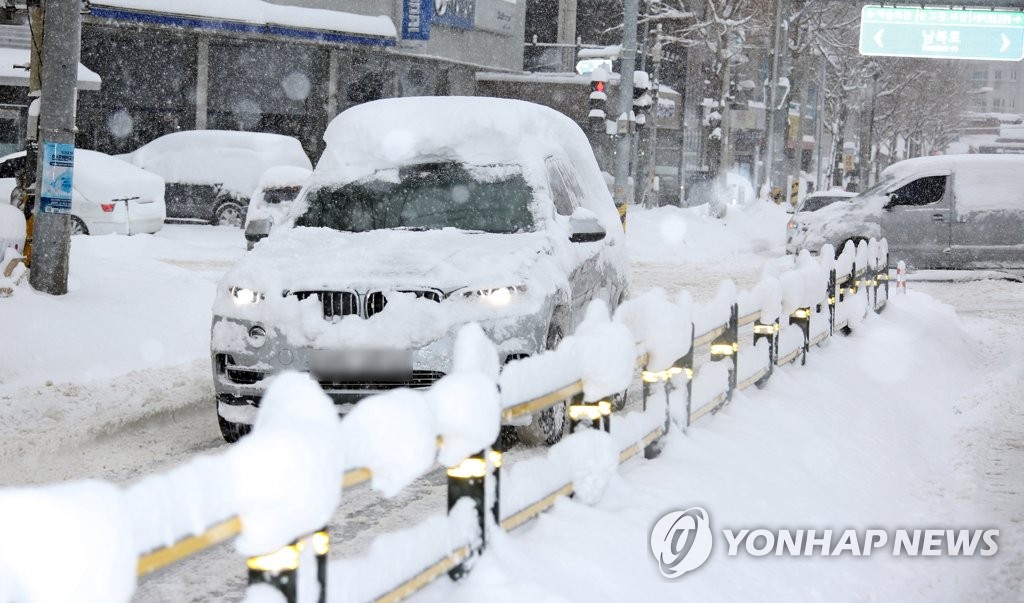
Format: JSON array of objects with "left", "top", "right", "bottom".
[{"left": 787, "top": 155, "right": 1024, "bottom": 270}]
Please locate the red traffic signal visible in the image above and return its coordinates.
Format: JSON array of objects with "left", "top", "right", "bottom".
[{"left": 592, "top": 81, "right": 605, "bottom": 93}]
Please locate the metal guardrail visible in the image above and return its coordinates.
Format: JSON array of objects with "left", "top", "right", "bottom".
[{"left": 126, "top": 238, "right": 893, "bottom": 603}]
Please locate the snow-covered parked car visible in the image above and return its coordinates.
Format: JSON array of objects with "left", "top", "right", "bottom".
[
  {"left": 211, "top": 96, "right": 630, "bottom": 443},
  {"left": 243, "top": 165, "right": 311, "bottom": 250},
  {"left": 786, "top": 155, "right": 1024, "bottom": 269},
  {"left": 0, "top": 149, "right": 165, "bottom": 236},
  {"left": 121, "top": 130, "right": 312, "bottom": 227}
]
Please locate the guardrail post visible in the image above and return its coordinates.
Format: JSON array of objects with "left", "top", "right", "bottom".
[
  {"left": 681, "top": 324, "right": 695, "bottom": 430},
  {"left": 447, "top": 448, "right": 494, "bottom": 580},
  {"left": 247, "top": 540, "right": 301, "bottom": 603},
  {"left": 827, "top": 268, "right": 837, "bottom": 335},
  {"left": 789, "top": 307, "right": 811, "bottom": 366},
  {"left": 312, "top": 528, "right": 329, "bottom": 603},
  {"left": 882, "top": 252, "right": 890, "bottom": 307},
  {"left": 710, "top": 304, "right": 739, "bottom": 402},
  {"left": 569, "top": 392, "right": 610, "bottom": 434},
  {"left": 753, "top": 317, "right": 777, "bottom": 385}
]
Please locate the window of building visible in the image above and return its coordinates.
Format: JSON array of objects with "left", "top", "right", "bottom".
[{"left": 994, "top": 70, "right": 1002, "bottom": 80}]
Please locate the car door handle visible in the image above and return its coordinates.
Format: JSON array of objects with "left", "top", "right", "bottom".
[{"left": 932, "top": 214, "right": 945, "bottom": 222}]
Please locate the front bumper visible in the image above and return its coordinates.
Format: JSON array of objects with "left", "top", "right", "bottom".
[{"left": 211, "top": 312, "right": 549, "bottom": 423}]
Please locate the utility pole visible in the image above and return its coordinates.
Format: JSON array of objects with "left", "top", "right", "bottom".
[
  {"left": 764, "top": 0, "right": 784, "bottom": 197},
  {"left": 28, "top": 0, "right": 81, "bottom": 295},
  {"left": 612, "top": 0, "right": 639, "bottom": 215},
  {"left": 814, "top": 51, "right": 826, "bottom": 192},
  {"left": 556, "top": 0, "right": 578, "bottom": 72}
]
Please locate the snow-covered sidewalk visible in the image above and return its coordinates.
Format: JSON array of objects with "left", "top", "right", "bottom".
[{"left": 410, "top": 288, "right": 1023, "bottom": 603}]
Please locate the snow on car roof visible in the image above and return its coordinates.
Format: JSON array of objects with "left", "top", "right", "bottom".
[
  {"left": 317, "top": 96, "right": 620, "bottom": 233},
  {"left": 74, "top": 149, "right": 165, "bottom": 204},
  {"left": 881, "top": 154, "right": 1024, "bottom": 180},
  {"left": 123, "top": 130, "right": 313, "bottom": 198}
]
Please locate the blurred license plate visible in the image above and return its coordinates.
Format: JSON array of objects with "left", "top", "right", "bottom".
[{"left": 310, "top": 349, "right": 412, "bottom": 380}]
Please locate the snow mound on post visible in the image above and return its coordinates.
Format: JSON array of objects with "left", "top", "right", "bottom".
[
  {"left": 429, "top": 324, "right": 501, "bottom": 466},
  {"left": 229, "top": 372, "right": 344, "bottom": 555},
  {"left": 339, "top": 388, "right": 437, "bottom": 498},
  {"left": 566, "top": 300, "right": 636, "bottom": 401},
  {"left": 0, "top": 481, "right": 136, "bottom": 603},
  {"left": 694, "top": 280, "right": 736, "bottom": 335},
  {"left": 549, "top": 430, "right": 619, "bottom": 505},
  {"left": 614, "top": 288, "right": 692, "bottom": 370}
]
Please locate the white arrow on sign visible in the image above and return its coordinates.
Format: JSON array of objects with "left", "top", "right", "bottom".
[
  {"left": 1001, "top": 33, "right": 1011, "bottom": 53},
  {"left": 874, "top": 28, "right": 885, "bottom": 48}
]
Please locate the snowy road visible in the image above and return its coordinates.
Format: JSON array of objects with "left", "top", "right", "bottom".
[{"left": 3, "top": 209, "right": 1022, "bottom": 601}]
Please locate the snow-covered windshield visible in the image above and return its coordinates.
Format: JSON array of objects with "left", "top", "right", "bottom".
[{"left": 297, "top": 162, "right": 535, "bottom": 234}]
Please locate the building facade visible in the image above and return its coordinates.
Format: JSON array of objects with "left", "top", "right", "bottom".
[
  {"left": 967, "top": 59, "right": 1024, "bottom": 114},
  {"left": 70, "top": 0, "right": 526, "bottom": 158}
]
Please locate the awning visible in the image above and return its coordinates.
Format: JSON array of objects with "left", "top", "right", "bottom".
[
  {"left": 90, "top": 0, "right": 397, "bottom": 47},
  {"left": 0, "top": 47, "right": 102, "bottom": 91}
]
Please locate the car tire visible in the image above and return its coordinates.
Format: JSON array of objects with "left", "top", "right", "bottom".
[
  {"left": 218, "top": 413, "right": 252, "bottom": 443},
  {"left": 213, "top": 201, "right": 245, "bottom": 228},
  {"left": 69, "top": 215, "right": 89, "bottom": 236},
  {"left": 515, "top": 323, "right": 568, "bottom": 446}
]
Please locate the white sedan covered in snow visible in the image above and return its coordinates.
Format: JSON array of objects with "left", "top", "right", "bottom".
[
  {"left": 211, "top": 96, "right": 630, "bottom": 444},
  {"left": 0, "top": 149, "right": 166, "bottom": 236}
]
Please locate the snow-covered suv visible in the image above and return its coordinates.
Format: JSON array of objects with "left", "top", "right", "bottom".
[{"left": 211, "top": 97, "right": 630, "bottom": 444}]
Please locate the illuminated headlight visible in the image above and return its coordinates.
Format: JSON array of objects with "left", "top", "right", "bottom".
[
  {"left": 787, "top": 219, "right": 797, "bottom": 231},
  {"left": 230, "top": 287, "right": 264, "bottom": 306},
  {"left": 461, "top": 285, "right": 527, "bottom": 307}
]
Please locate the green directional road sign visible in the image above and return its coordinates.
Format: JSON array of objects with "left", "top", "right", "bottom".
[{"left": 859, "top": 6, "right": 1024, "bottom": 61}]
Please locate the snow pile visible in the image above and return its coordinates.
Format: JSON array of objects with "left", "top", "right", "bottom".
[
  {"left": 227, "top": 372, "right": 344, "bottom": 555},
  {"left": 75, "top": 149, "right": 165, "bottom": 206},
  {"left": 614, "top": 288, "right": 693, "bottom": 370},
  {"left": 0, "top": 481, "right": 136, "bottom": 603},
  {"left": 626, "top": 201, "right": 790, "bottom": 267}
]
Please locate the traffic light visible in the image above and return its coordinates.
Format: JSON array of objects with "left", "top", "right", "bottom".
[
  {"left": 632, "top": 70, "right": 652, "bottom": 129},
  {"left": 589, "top": 68, "right": 609, "bottom": 133}
]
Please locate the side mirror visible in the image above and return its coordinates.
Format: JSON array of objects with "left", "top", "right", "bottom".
[
  {"left": 568, "top": 209, "right": 606, "bottom": 243},
  {"left": 883, "top": 193, "right": 899, "bottom": 210},
  {"left": 244, "top": 218, "right": 272, "bottom": 250}
]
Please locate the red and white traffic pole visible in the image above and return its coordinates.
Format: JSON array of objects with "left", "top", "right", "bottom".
[{"left": 896, "top": 261, "right": 907, "bottom": 294}]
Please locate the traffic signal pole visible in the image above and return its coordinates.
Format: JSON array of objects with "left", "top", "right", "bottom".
[
  {"left": 612, "top": 0, "right": 639, "bottom": 214},
  {"left": 28, "top": 0, "right": 81, "bottom": 295}
]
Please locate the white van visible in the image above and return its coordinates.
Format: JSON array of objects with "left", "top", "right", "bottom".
[{"left": 787, "top": 155, "right": 1024, "bottom": 270}]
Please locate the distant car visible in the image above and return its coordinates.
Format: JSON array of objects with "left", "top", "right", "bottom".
[
  {"left": 243, "top": 165, "right": 311, "bottom": 250},
  {"left": 786, "top": 155, "right": 1024, "bottom": 269},
  {"left": 0, "top": 149, "right": 165, "bottom": 236},
  {"left": 795, "top": 190, "right": 857, "bottom": 213},
  {"left": 211, "top": 97, "right": 630, "bottom": 444},
  {"left": 121, "top": 130, "right": 312, "bottom": 227}
]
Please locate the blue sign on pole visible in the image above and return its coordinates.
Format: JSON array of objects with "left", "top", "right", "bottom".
[
  {"left": 860, "top": 5, "right": 1024, "bottom": 61},
  {"left": 39, "top": 142, "right": 74, "bottom": 215}
]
